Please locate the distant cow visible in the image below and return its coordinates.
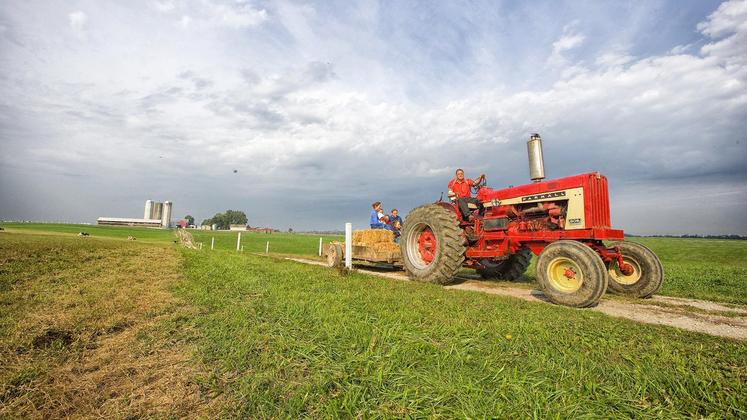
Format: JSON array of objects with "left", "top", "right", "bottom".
[
  {"left": 78, "top": 232, "right": 89, "bottom": 237},
  {"left": 127, "top": 236, "right": 136, "bottom": 241}
]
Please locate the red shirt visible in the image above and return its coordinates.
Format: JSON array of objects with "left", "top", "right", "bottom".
[{"left": 448, "top": 178, "right": 473, "bottom": 199}]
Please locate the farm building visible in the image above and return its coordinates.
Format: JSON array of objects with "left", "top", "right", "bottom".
[
  {"left": 229, "top": 224, "right": 248, "bottom": 231},
  {"left": 97, "top": 200, "right": 173, "bottom": 228},
  {"left": 248, "top": 227, "right": 274, "bottom": 233},
  {"left": 96, "top": 217, "right": 163, "bottom": 228}
]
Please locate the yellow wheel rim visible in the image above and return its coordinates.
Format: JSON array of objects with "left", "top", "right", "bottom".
[
  {"left": 547, "top": 257, "right": 583, "bottom": 293},
  {"left": 608, "top": 257, "right": 641, "bottom": 285}
]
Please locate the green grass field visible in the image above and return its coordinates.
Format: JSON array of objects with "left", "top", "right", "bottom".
[
  {"left": 3, "top": 223, "right": 746, "bottom": 304},
  {"left": 1, "top": 229, "right": 745, "bottom": 417},
  {"left": 177, "top": 249, "right": 746, "bottom": 417}
]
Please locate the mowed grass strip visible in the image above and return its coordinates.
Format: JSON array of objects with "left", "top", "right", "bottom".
[
  {"left": 2, "top": 223, "right": 342, "bottom": 257},
  {"left": 177, "top": 249, "right": 747, "bottom": 418},
  {"left": 0, "top": 222, "right": 176, "bottom": 243},
  {"left": 0, "top": 233, "right": 219, "bottom": 418},
  {"left": 190, "top": 229, "right": 342, "bottom": 256}
]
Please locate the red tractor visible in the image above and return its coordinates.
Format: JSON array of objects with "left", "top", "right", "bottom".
[{"left": 400, "top": 134, "right": 663, "bottom": 307}]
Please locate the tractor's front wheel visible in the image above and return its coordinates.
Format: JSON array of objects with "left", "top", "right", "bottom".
[
  {"left": 536, "top": 241, "right": 608, "bottom": 307},
  {"left": 400, "top": 204, "right": 466, "bottom": 285},
  {"left": 606, "top": 241, "right": 663, "bottom": 298}
]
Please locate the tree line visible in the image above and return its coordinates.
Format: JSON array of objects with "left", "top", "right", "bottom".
[{"left": 200, "top": 210, "right": 248, "bottom": 230}]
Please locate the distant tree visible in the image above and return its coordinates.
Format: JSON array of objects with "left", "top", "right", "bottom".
[
  {"left": 185, "top": 215, "right": 195, "bottom": 226},
  {"left": 203, "top": 210, "right": 248, "bottom": 230},
  {"left": 224, "top": 210, "right": 248, "bottom": 226}
]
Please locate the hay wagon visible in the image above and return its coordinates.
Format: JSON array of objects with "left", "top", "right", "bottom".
[{"left": 325, "top": 230, "right": 402, "bottom": 268}]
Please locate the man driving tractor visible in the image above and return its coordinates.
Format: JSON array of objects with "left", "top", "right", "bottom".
[{"left": 448, "top": 168, "right": 486, "bottom": 220}]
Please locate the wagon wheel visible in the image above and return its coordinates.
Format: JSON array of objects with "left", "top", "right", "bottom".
[{"left": 326, "top": 243, "right": 343, "bottom": 268}]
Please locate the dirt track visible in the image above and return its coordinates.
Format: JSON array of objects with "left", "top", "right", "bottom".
[{"left": 285, "top": 257, "right": 747, "bottom": 341}]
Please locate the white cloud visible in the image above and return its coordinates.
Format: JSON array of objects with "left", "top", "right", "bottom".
[
  {"left": 153, "top": 1, "right": 176, "bottom": 13},
  {"left": 68, "top": 10, "right": 87, "bottom": 33},
  {"left": 210, "top": 2, "right": 267, "bottom": 29},
  {"left": 553, "top": 33, "right": 585, "bottom": 53},
  {"left": 698, "top": 0, "right": 747, "bottom": 72},
  {"left": 669, "top": 43, "right": 693, "bottom": 55},
  {"left": 548, "top": 22, "right": 585, "bottom": 67},
  {"left": 596, "top": 52, "right": 634, "bottom": 67},
  {"left": 162, "top": 1, "right": 267, "bottom": 29},
  {"left": 697, "top": 0, "right": 747, "bottom": 37}
]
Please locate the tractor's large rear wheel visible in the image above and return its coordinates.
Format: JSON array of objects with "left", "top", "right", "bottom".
[
  {"left": 536, "top": 241, "right": 608, "bottom": 307},
  {"left": 400, "top": 204, "right": 466, "bottom": 285},
  {"left": 606, "top": 241, "right": 663, "bottom": 298},
  {"left": 477, "top": 248, "right": 533, "bottom": 281}
]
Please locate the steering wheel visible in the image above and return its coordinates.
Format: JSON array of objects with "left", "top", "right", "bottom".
[{"left": 471, "top": 175, "right": 487, "bottom": 192}]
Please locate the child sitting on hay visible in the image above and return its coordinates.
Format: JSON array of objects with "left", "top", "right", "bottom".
[{"left": 370, "top": 201, "right": 395, "bottom": 231}]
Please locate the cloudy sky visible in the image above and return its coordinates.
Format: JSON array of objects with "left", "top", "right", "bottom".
[{"left": 1, "top": 0, "right": 746, "bottom": 234}]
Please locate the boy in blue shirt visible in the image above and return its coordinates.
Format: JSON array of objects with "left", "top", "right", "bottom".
[
  {"left": 369, "top": 202, "right": 394, "bottom": 230},
  {"left": 389, "top": 209, "right": 403, "bottom": 227},
  {"left": 389, "top": 208, "right": 403, "bottom": 242}
]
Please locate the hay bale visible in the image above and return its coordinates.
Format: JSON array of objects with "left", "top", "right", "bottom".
[
  {"left": 372, "top": 241, "right": 400, "bottom": 253},
  {"left": 352, "top": 229, "right": 394, "bottom": 245}
]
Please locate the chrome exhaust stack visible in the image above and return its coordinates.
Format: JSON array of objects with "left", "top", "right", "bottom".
[{"left": 527, "top": 133, "right": 545, "bottom": 182}]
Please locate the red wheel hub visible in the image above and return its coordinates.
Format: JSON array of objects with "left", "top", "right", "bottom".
[
  {"left": 619, "top": 262, "right": 635, "bottom": 276},
  {"left": 417, "top": 228, "right": 437, "bottom": 264}
]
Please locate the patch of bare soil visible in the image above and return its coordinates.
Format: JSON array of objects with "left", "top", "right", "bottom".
[
  {"left": 285, "top": 257, "right": 747, "bottom": 341},
  {"left": 0, "top": 241, "right": 221, "bottom": 418}
]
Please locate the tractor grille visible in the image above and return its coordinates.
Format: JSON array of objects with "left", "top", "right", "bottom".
[{"left": 588, "top": 174, "right": 611, "bottom": 228}]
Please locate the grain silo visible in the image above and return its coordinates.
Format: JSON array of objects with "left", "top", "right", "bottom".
[
  {"left": 161, "top": 201, "right": 172, "bottom": 228},
  {"left": 152, "top": 202, "right": 163, "bottom": 220},
  {"left": 144, "top": 200, "right": 153, "bottom": 220}
]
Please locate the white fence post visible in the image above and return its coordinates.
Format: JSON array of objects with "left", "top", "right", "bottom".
[
  {"left": 318, "top": 237, "right": 323, "bottom": 256},
  {"left": 211, "top": 237, "right": 215, "bottom": 250},
  {"left": 236, "top": 232, "right": 241, "bottom": 251},
  {"left": 345, "top": 222, "right": 352, "bottom": 269},
  {"left": 241, "top": 245, "right": 244, "bottom": 252},
  {"left": 265, "top": 241, "right": 269, "bottom": 254}
]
